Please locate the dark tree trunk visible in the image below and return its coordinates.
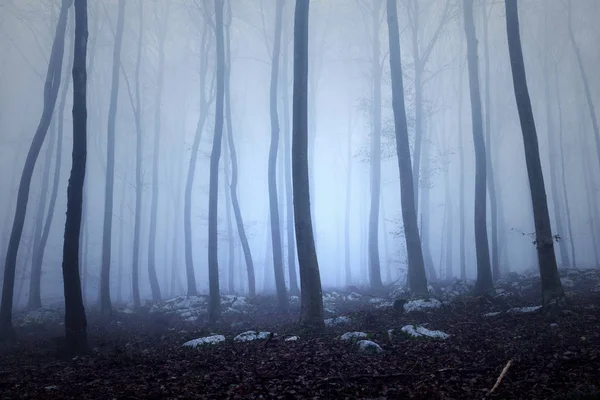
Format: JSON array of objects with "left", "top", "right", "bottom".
[
  {"left": 505, "top": 0, "right": 564, "bottom": 307},
  {"left": 148, "top": 4, "right": 170, "bottom": 304},
  {"left": 463, "top": 0, "right": 493, "bottom": 295},
  {"left": 281, "top": 12, "right": 299, "bottom": 295},
  {"left": 130, "top": 0, "right": 144, "bottom": 308},
  {"left": 61, "top": 0, "right": 88, "bottom": 354},
  {"left": 386, "top": 0, "right": 428, "bottom": 297},
  {"left": 224, "top": 1, "right": 255, "bottom": 297},
  {"left": 458, "top": 51, "right": 466, "bottom": 281},
  {"left": 268, "top": 0, "right": 289, "bottom": 312},
  {"left": 293, "top": 0, "right": 324, "bottom": 329},
  {"left": 481, "top": 2, "right": 500, "bottom": 281},
  {"left": 208, "top": 0, "right": 226, "bottom": 323},
  {"left": 0, "top": 0, "right": 72, "bottom": 339},
  {"left": 100, "top": 0, "right": 126, "bottom": 316}
]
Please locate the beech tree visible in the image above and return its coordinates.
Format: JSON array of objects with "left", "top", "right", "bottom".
[
  {"left": 0, "top": 0, "right": 72, "bottom": 339},
  {"left": 386, "top": 0, "right": 428, "bottom": 297},
  {"left": 504, "top": 0, "right": 564, "bottom": 307},
  {"left": 61, "top": 0, "right": 88, "bottom": 353},
  {"left": 463, "top": 0, "right": 493, "bottom": 295},
  {"left": 293, "top": 0, "right": 324, "bottom": 329}
]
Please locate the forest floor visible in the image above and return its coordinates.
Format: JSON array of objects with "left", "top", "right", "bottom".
[{"left": 1, "top": 269, "right": 600, "bottom": 399}]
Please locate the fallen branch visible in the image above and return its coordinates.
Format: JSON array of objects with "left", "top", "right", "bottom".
[{"left": 489, "top": 359, "right": 513, "bottom": 394}]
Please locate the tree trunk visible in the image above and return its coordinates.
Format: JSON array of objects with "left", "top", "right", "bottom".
[
  {"left": 208, "top": 0, "right": 226, "bottom": 323},
  {"left": 183, "top": 20, "right": 213, "bottom": 297},
  {"left": 131, "top": 0, "right": 144, "bottom": 308},
  {"left": 505, "top": 0, "right": 564, "bottom": 307},
  {"left": 61, "top": 0, "right": 88, "bottom": 353},
  {"left": 420, "top": 129, "right": 437, "bottom": 281},
  {"left": 99, "top": 0, "right": 126, "bottom": 316},
  {"left": 542, "top": 67, "right": 570, "bottom": 267},
  {"left": 368, "top": 0, "right": 383, "bottom": 290},
  {"left": 344, "top": 115, "right": 353, "bottom": 286},
  {"left": 554, "top": 68, "right": 576, "bottom": 267},
  {"left": 268, "top": 0, "right": 289, "bottom": 312},
  {"left": 458, "top": 49, "right": 466, "bottom": 281},
  {"left": 481, "top": 2, "right": 500, "bottom": 281},
  {"left": 567, "top": 0, "right": 600, "bottom": 172},
  {"left": 29, "top": 121, "right": 55, "bottom": 310},
  {"left": 0, "top": 0, "right": 72, "bottom": 339},
  {"left": 281, "top": 12, "right": 299, "bottom": 295},
  {"left": 463, "top": 0, "right": 493, "bottom": 295},
  {"left": 148, "top": 4, "right": 170, "bottom": 304},
  {"left": 223, "top": 130, "right": 234, "bottom": 294},
  {"left": 293, "top": 0, "right": 324, "bottom": 329},
  {"left": 224, "top": 1, "right": 255, "bottom": 297},
  {"left": 386, "top": 0, "right": 428, "bottom": 297}
]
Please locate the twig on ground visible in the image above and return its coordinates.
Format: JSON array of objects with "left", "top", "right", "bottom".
[{"left": 490, "top": 359, "right": 513, "bottom": 394}]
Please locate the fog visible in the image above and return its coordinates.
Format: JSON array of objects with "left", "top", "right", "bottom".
[{"left": 0, "top": 0, "right": 598, "bottom": 308}]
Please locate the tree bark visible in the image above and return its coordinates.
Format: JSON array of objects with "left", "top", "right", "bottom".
[
  {"left": 61, "top": 0, "right": 88, "bottom": 353},
  {"left": 386, "top": 0, "right": 428, "bottom": 297},
  {"left": 208, "top": 0, "right": 226, "bottom": 323},
  {"left": 268, "top": 0, "right": 289, "bottom": 312},
  {"left": 148, "top": 3, "right": 170, "bottom": 303},
  {"left": 505, "top": 0, "right": 564, "bottom": 307},
  {"left": 464, "top": 0, "right": 494, "bottom": 295},
  {"left": 99, "top": 0, "right": 126, "bottom": 316},
  {"left": 293, "top": 0, "right": 324, "bottom": 329},
  {"left": 458, "top": 44, "right": 466, "bottom": 281},
  {"left": 223, "top": 128, "right": 234, "bottom": 293},
  {"left": 0, "top": 0, "right": 72, "bottom": 339},
  {"left": 224, "top": 1, "right": 255, "bottom": 297}
]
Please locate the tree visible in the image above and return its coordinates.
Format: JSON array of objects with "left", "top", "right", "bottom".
[
  {"left": 208, "top": 0, "right": 226, "bottom": 323},
  {"left": 463, "top": 0, "right": 493, "bottom": 295},
  {"left": 147, "top": 3, "right": 170, "bottom": 303},
  {"left": 60, "top": 0, "right": 88, "bottom": 354},
  {"left": 99, "top": 0, "right": 126, "bottom": 316},
  {"left": 224, "top": 0, "right": 256, "bottom": 297},
  {"left": 268, "top": 0, "right": 289, "bottom": 312},
  {"left": 0, "top": 0, "right": 73, "bottom": 339},
  {"left": 504, "top": 0, "right": 564, "bottom": 307},
  {"left": 184, "top": 1, "right": 214, "bottom": 297},
  {"left": 386, "top": 0, "right": 428, "bottom": 297},
  {"left": 293, "top": 0, "right": 324, "bottom": 329}
]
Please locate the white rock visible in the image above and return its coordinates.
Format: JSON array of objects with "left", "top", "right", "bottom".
[
  {"left": 508, "top": 306, "right": 541, "bottom": 314},
  {"left": 285, "top": 336, "right": 299, "bottom": 341},
  {"left": 403, "top": 298, "right": 442, "bottom": 313},
  {"left": 234, "top": 330, "right": 272, "bottom": 342},
  {"left": 182, "top": 335, "right": 225, "bottom": 347},
  {"left": 324, "top": 316, "right": 351, "bottom": 326},
  {"left": 400, "top": 325, "right": 449, "bottom": 340},
  {"left": 340, "top": 331, "right": 368, "bottom": 342},
  {"left": 356, "top": 340, "right": 383, "bottom": 354},
  {"left": 483, "top": 312, "right": 501, "bottom": 317}
]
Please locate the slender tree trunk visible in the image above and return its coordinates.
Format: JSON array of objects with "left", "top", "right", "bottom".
[
  {"left": 481, "top": 2, "right": 500, "bottom": 280},
  {"left": 542, "top": 67, "right": 570, "bottom": 267},
  {"left": 130, "top": 0, "right": 144, "bottom": 308},
  {"left": 464, "top": 0, "right": 493, "bottom": 295},
  {"left": 0, "top": 0, "right": 72, "bottom": 339},
  {"left": 224, "top": 134, "right": 234, "bottom": 294},
  {"left": 29, "top": 122, "right": 55, "bottom": 310},
  {"left": 293, "top": 0, "right": 324, "bottom": 329},
  {"left": 442, "top": 133, "right": 453, "bottom": 280},
  {"left": 386, "top": 0, "right": 428, "bottom": 296},
  {"left": 147, "top": 4, "right": 169, "bottom": 303},
  {"left": 268, "top": 0, "right": 289, "bottom": 312},
  {"left": 505, "top": 0, "right": 564, "bottom": 307},
  {"left": 344, "top": 115, "right": 353, "bottom": 286},
  {"left": 368, "top": 0, "right": 383, "bottom": 290},
  {"left": 554, "top": 68, "right": 576, "bottom": 267},
  {"left": 458, "top": 52, "right": 466, "bottom": 281},
  {"left": 281, "top": 13, "right": 299, "bottom": 295},
  {"left": 381, "top": 195, "right": 391, "bottom": 283},
  {"left": 207, "top": 0, "right": 226, "bottom": 323},
  {"left": 183, "top": 21, "right": 212, "bottom": 297},
  {"left": 224, "top": 2, "right": 255, "bottom": 297},
  {"left": 99, "top": 0, "right": 126, "bottom": 316},
  {"left": 420, "top": 129, "right": 437, "bottom": 281},
  {"left": 61, "top": 0, "right": 88, "bottom": 353},
  {"left": 567, "top": 0, "right": 600, "bottom": 172}
]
